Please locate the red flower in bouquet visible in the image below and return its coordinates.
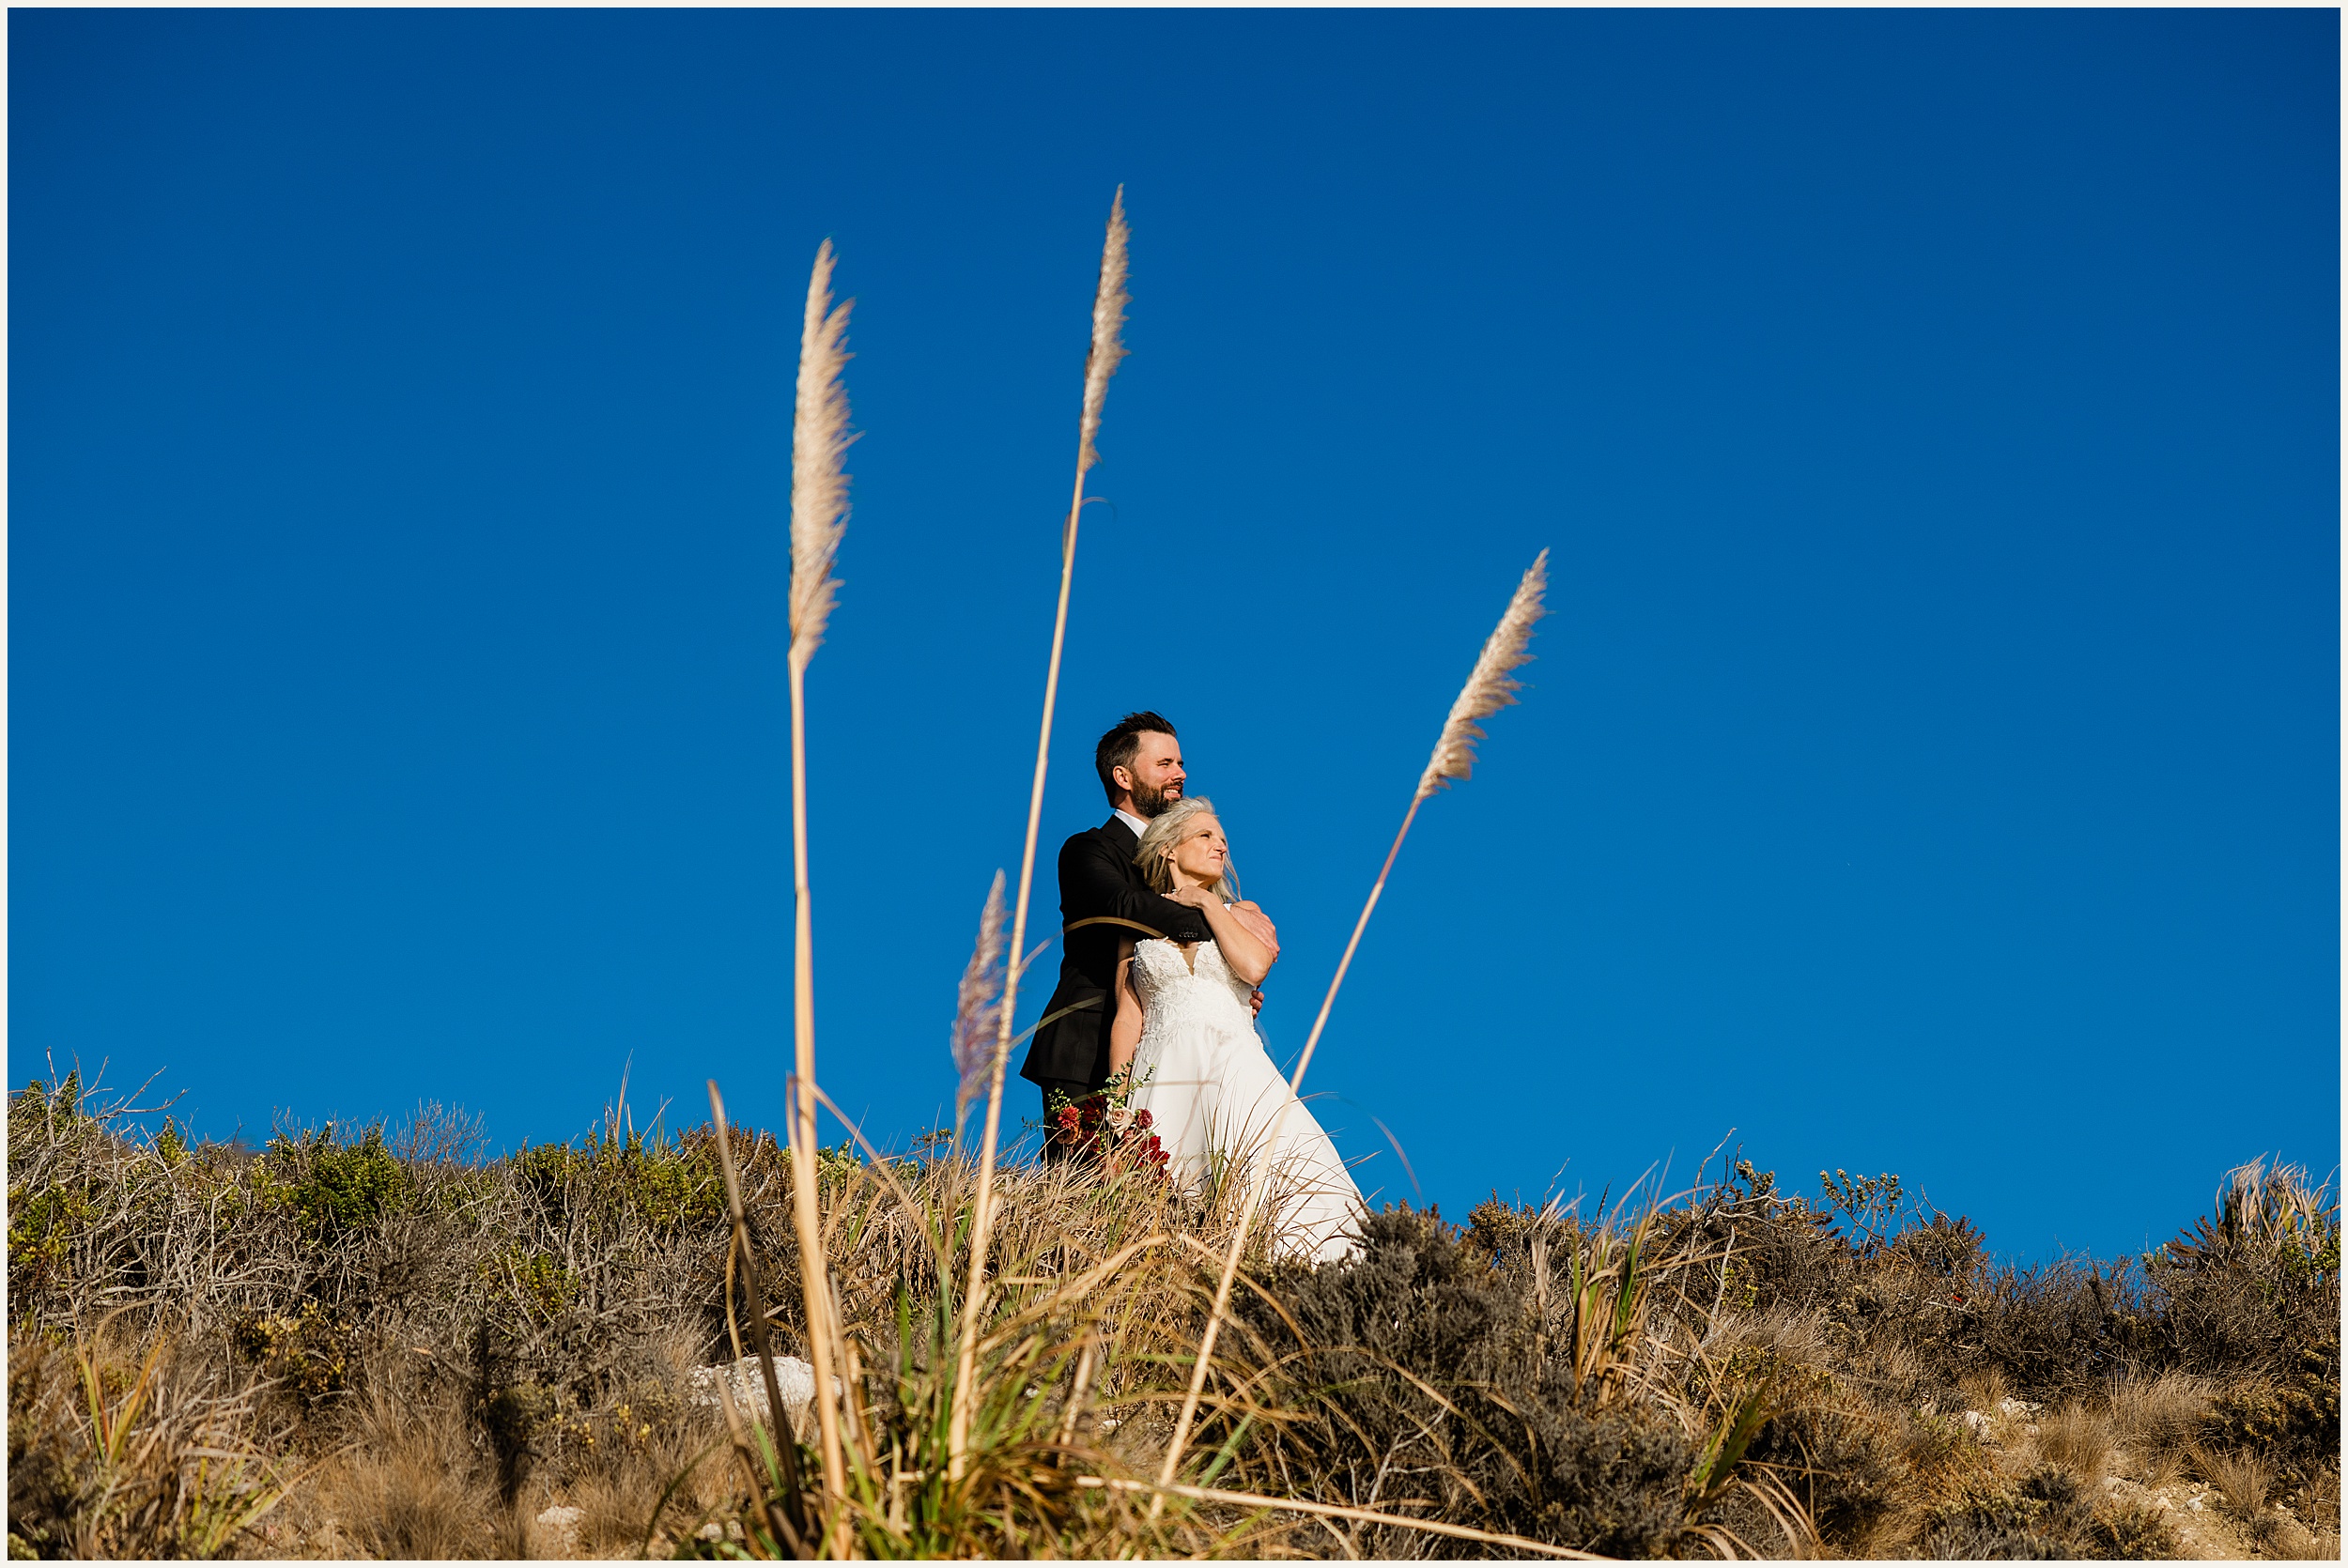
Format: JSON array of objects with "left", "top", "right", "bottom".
[{"left": 1048, "top": 1072, "right": 1171, "bottom": 1183}]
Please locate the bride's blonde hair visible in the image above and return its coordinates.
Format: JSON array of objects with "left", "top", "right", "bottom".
[{"left": 1134, "top": 796, "right": 1239, "bottom": 902}]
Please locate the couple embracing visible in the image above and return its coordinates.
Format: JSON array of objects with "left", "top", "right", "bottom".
[{"left": 1018, "top": 712, "right": 1364, "bottom": 1264}]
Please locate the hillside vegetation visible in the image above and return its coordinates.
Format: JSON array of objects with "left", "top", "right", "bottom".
[{"left": 7, "top": 1071, "right": 2338, "bottom": 1560}]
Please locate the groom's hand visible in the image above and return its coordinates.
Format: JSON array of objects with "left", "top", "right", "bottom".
[{"left": 1165, "top": 884, "right": 1216, "bottom": 909}]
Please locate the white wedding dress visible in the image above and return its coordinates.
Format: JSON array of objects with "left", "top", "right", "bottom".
[{"left": 1127, "top": 936, "right": 1365, "bottom": 1264}]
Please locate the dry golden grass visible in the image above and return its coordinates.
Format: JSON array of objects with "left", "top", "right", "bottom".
[
  {"left": 2110, "top": 1369, "right": 2216, "bottom": 1453},
  {"left": 2195, "top": 1440, "right": 2275, "bottom": 1523},
  {"left": 307, "top": 1433, "right": 506, "bottom": 1560},
  {"left": 2268, "top": 1517, "right": 2339, "bottom": 1560},
  {"left": 1956, "top": 1363, "right": 2009, "bottom": 1417},
  {"left": 2107, "top": 1369, "right": 2215, "bottom": 1489},
  {"left": 2303, "top": 1459, "right": 2342, "bottom": 1534},
  {"left": 7, "top": 1110, "right": 2340, "bottom": 1561},
  {"left": 2031, "top": 1401, "right": 2114, "bottom": 1488}
]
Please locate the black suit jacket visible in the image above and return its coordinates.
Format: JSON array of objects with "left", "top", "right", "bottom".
[{"left": 1019, "top": 816, "right": 1214, "bottom": 1090}]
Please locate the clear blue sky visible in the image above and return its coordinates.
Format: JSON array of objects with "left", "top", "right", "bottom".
[{"left": 12, "top": 9, "right": 2338, "bottom": 1260}]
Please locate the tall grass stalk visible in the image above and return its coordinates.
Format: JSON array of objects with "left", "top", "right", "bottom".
[
  {"left": 706, "top": 1081, "right": 814, "bottom": 1556},
  {"left": 786, "top": 239, "right": 857, "bottom": 1520},
  {"left": 949, "top": 188, "right": 1132, "bottom": 1480},
  {"left": 1071, "top": 1476, "right": 1607, "bottom": 1560},
  {"left": 1156, "top": 549, "right": 1550, "bottom": 1498}
]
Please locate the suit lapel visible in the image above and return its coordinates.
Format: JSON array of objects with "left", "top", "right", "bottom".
[{"left": 1100, "top": 816, "right": 1141, "bottom": 881}]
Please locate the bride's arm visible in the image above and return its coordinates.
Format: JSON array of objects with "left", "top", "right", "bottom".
[
  {"left": 1108, "top": 941, "right": 1143, "bottom": 1078},
  {"left": 1227, "top": 900, "right": 1278, "bottom": 956},
  {"left": 1166, "top": 886, "right": 1277, "bottom": 985}
]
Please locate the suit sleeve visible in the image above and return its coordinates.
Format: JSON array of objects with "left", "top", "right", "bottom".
[{"left": 1060, "top": 834, "right": 1213, "bottom": 945}]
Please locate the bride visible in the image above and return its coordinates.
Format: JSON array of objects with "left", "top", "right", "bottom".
[{"left": 1108, "top": 797, "right": 1364, "bottom": 1264}]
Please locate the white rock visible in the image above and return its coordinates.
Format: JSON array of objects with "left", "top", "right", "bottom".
[
  {"left": 1997, "top": 1396, "right": 2044, "bottom": 1419},
  {"left": 688, "top": 1355, "right": 819, "bottom": 1420},
  {"left": 1961, "top": 1409, "right": 1995, "bottom": 1439},
  {"left": 535, "top": 1504, "right": 585, "bottom": 1555}
]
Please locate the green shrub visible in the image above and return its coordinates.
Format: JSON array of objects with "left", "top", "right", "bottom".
[
  {"left": 2203, "top": 1337, "right": 2341, "bottom": 1491},
  {"left": 232, "top": 1300, "right": 354, "bottom": 1400},
  {"left": 6, "top": 1184, "right": 92, "bottom": 1295},
  {"left": 510, "top": 1130, "right": 724, "bottom": 1232},
  {"left": 269, "top": 1126, "right": 411, "bottom": 1235}
]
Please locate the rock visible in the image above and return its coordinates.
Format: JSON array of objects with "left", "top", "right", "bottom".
[
  {"left": 1996, "top": 1396, "right": 2044, "bottom": 1420},
  {"left": 534, "top": 1504, "right": 585, "bottom": 1556},
  {"left": 1960, "top": 1409, "right": 1995, "bottom": 1440},
  {"left": 688, "top": 1355, "right": 819, "bottom": 1422}
]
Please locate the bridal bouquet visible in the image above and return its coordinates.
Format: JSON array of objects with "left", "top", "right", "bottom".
[{"left": 1047, "top": 1071, "right": 1171, "bottom": 1179}]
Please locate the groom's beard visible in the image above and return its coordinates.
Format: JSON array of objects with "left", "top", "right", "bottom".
[{"left": 1129, "top": 778, "right": 1182, "bottom": 819}]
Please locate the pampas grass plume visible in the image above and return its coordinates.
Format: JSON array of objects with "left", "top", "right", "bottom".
[
  {"left": 1416, "top": 549, "right": 1549, "bottom": 801},
  {"left": 1158, "top": 547, "right": 1552, "bottom": 1499},
  {"left": 950, "top": 187, "right": 1133, "bottom": 1481},
  {"left": 790, "top": 240, "right": 855, "bottom": 660},
  {"left": 1076, "top": 189, "right": 1131, "bottom": 479},
  {"left": 951, "top": 871, "right": 1009, "bottom": 1122}
]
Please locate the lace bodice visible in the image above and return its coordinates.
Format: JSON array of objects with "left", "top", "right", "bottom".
[
  {"left": 1130, "top": 938, "right": 1257, "bottom": 1038},
  {"left": 1124, "top": 934, "right": 1362, "bottom": 1264}
]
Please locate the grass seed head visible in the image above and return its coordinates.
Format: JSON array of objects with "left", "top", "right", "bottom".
[
  {"left": 1417, "top": 548, "right": 1550, "bottom": 802},
  {"left": 1076, "top": 189, "right": 1131, "bottom": 480},
  {"left": 951, "top": 870, "right": 1009, "bottom": 1121},
  {"left": 789, "top": 240, "right": 854, "bottom": 661}
]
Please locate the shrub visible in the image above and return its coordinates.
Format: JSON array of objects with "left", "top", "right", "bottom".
[
  {"left": 4, "top": 1074, "right": 2336, "bottom": 1560},
  {"left": 1919, "top": 1465, "right": 2118, "bottom": 1559},
  {"left": 1228, "top": 1207, "right": 1709, "bottom": 1559},
  {"left": 2201, "top": 1338, "right": 2341, "bottom": 1491},
  {"left": 1744, "top": 1396, "right": 1900, "bottom": 1548},
  {"left": 269, "top": 1126, "right": 411, "bottom": 1236}
]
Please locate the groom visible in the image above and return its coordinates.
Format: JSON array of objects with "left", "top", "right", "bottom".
[{"left": 1021, "top": 711, "right": 1218, "bottom": 1160}]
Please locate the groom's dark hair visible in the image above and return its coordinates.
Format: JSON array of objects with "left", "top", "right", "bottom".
[{"left": 1095, "top": 712, "right": 1178, "bottom": 805}]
